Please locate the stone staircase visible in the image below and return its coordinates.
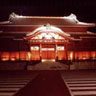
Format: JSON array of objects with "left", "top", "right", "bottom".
[{"left": 27, "top": 61, "right": 69, "bottom": 70}]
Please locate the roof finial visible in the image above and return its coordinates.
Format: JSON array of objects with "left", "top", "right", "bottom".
[{"left": 69, "top": 13, "right": 79, "bottom": 23}]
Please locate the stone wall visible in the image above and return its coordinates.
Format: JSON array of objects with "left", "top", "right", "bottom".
[
  {"left": 0, "top": 61, "right": 27, "bottom": 70},
  {"left": 70, "top": 61, "right": 96, "bottom": 70}
]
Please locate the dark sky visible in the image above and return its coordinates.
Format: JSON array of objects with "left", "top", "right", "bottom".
[{"left": 0, "top": 0, "right": 96, "bottom": 23}]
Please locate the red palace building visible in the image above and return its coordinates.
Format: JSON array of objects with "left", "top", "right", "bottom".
[{"left": 0, "top": 13, "right": 96, "bottom": 70}]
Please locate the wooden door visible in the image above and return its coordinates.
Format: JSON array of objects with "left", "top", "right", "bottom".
[
  {"left": 42, "top": 44, "right": 56, "bottom": 59},
  {"left": 30, "top": 46, "right": 40, "bottom": 60},
  {"left": 57, "top": 45, "right": 66, "bottom": 60}
]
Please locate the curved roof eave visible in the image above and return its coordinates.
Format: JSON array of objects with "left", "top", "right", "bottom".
[
  {"left": 77, "top": 22, "right": 96, "bottom": 27},
  {"left": 26, "top": 25, "right": 70, "bottom": 37},
  {"left": 0, "top": 21, "right": 10, "bottom": 25}
]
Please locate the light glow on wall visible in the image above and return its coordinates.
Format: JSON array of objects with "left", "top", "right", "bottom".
[
  {"left": 10, "top": 57, "right": 16, "bottom": 61},
  {"left": 30, "top": 46, "right": 39, "bottom": 51},
  {"left": 0, "top": 51, "right": 96, "bottom": 61},
  {"left": 1, "top": 57, "right": 9, "bottom": 61},
  {"left": 28, "top": 52, "right": 31, "bottom": 60},
  {"left": 57, "top": 46, "right": 65, "bottom": 51},
  {"left": 70, "top": 52, "right": 73, "bottom": 60}
]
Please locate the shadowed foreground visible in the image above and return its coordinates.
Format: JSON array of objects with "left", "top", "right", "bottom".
[{"left": 14, "top": 71, "right": 71, "bottom": 96}]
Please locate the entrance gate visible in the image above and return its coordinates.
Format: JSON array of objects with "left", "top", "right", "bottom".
[{"left": 42, "top": 44, "right": 56, "bottom": 60}]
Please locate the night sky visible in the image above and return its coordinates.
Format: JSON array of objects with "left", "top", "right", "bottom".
[{"left": 0, "top": 0, "right": 96, "bottom": 23}]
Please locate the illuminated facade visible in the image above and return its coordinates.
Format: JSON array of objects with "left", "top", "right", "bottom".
[{"left": 0, "top": 13, "right": 96, "bottom": 62}]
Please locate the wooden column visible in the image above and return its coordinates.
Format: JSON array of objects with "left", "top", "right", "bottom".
[
  {"left": 9, "top": 52, "right": 11, "bottom": 61},
  {"left": 65, "top": 43, "right": 70, "bottom": 70},
  {"left": 95, "top": 51, "right": 96, "bottom": 58},
  {"left": 29, "top": 40, "right": 31, "bottom": 51},
  {"left": 89, "top": 51, "right": 91, "bottom": 59},
  {"left": 56, "top": 44, "right": 58, "bottom": 61},
  {"left": 73, "top": 51, "right": 75, "bottom": 60},
  {"left": 73, "top": 42, "right": 76, "bottom": 61},
  {"left": 65, "top": 43, "right": 68, "bottom": 60},
  {"left": 18, "top": 41, "right": 20, "bottom": 61},
  {"left": 29, "top": 40, "right": 31, "bottom": 61},
  {"left": 40, "top": 44, "right": 42, "bottom": 60},
  {"left": 0, "top": 52, "right": 1, "bottom": 60}
]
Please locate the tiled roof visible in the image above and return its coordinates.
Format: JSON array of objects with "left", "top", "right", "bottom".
[{"left": 0, "top": 13, "right": 95, "bottom": 27}]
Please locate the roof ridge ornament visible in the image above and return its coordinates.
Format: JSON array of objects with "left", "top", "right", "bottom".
[
  {"left": 9, "top": 12, "right": 23, "bottom": 22},
  {"left": 9, "top": 12, "right": 18, "bottom": 22},
  {"left": 9, "top": 12, "right": 18, "bottom": 18},
  {"left": 64, "top": 13, "right": 79, "bottom": 23},
  {"left": 44, "top": 23, "right": 50, "bottom": 27},
  {"left": 45, "top": 23, "right": 51, "bottom": 30}
]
